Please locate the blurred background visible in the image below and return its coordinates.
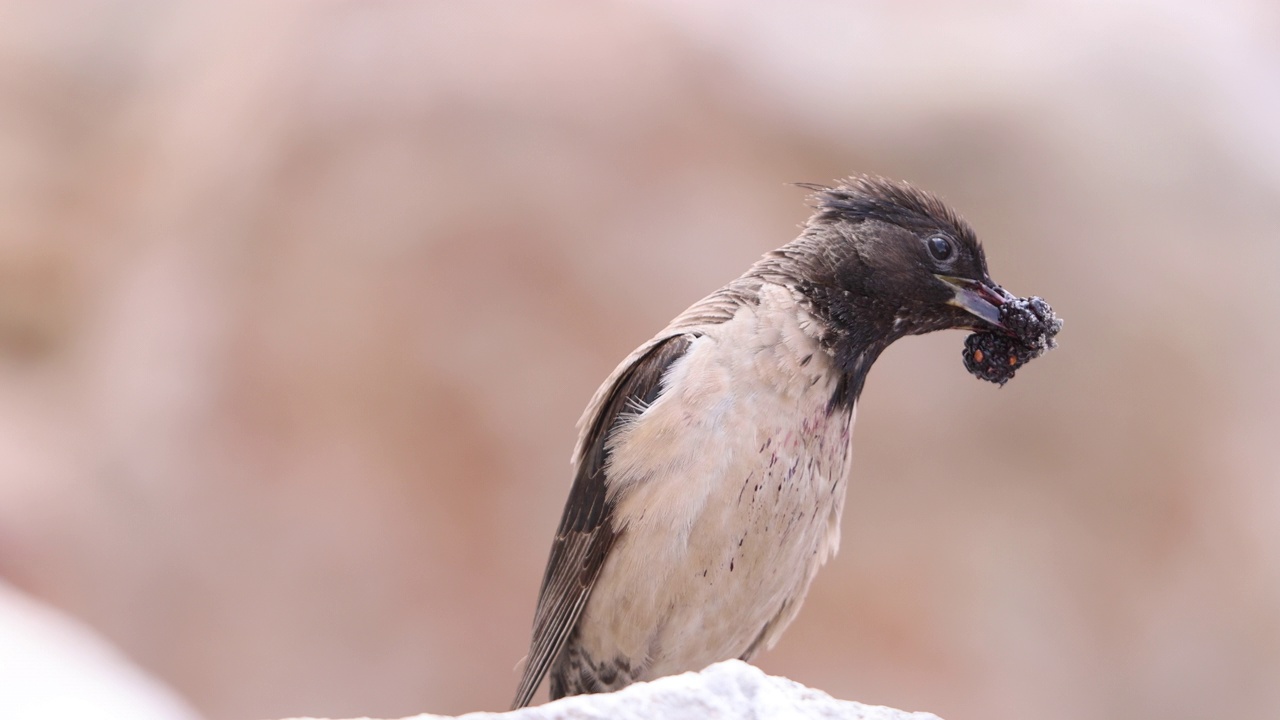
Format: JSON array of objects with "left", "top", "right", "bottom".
[{"left": 1, "top": 1, "right": 1278, "bottom": 719}]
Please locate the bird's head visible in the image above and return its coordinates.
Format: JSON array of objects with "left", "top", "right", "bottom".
[{"left": 784, "top": 176, "right": 1014, "bottom": 372}]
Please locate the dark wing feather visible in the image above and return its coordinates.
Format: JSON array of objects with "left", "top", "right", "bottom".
[{"left": 511, "top": 334, "right": 695, "bottom": 709}]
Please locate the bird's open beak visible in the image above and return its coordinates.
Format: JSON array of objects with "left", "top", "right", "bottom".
[{"left": 936, "top": 275, "right": 1011, "bottom": 330}]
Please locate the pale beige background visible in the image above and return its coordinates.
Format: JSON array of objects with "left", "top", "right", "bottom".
[{"left": 1, "top": 1, "right": 1277, "bottom": 719}]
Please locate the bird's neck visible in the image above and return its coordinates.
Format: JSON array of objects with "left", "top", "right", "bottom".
[
  {"left": 744, "top": 246, "right": 902, "bottom": 414},
  {"left": 824, "top": 341, "right": 889, "bottom": 413},
  {"left": 790, "top": 284, "right": 900, "bottom": 414}
]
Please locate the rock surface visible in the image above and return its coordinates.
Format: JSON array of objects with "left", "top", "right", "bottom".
[
  {"left": 0, "top": 581, "right": 204, "bottom": 720},
  {"left": 288, "top": 661, "right": 942, "bottom": 720}
]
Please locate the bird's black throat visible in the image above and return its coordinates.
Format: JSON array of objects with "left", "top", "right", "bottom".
[{"left": 794, "top": 278, "right": 902, "bottom": 414}]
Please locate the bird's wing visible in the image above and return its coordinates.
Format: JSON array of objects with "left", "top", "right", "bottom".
[
  {"left": 511, "top": 333, "right": 696, "bottom": 709},
  {"left": 568, "top": 276, "right": 765, "bottom": 460}
]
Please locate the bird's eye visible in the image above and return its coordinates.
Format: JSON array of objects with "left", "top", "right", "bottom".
[{"left": 927, "top": 235, "right": 954, "bottom": 262}]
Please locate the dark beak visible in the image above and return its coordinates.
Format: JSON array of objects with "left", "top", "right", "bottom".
[{"left": 936, "top": 275, "right": 1011, "bottom": 330}]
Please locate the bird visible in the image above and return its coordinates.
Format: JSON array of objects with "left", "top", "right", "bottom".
[{"left": 511, "top": 175, "right": 1018, "bottom": 708}]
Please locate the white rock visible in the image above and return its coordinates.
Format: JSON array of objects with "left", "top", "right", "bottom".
[
  {"left": 0, "top": 580, "right": 204, "bottom": 720},
  {"left": 289, "top": 660, "right": 943, "bottom": 720}
]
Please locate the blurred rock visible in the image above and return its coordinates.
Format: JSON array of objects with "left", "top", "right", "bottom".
[{"left": 0, "top": 580, "right": 202, "bottom": 720}]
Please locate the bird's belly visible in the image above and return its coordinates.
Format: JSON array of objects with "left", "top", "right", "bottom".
[
  {"left": 577, "top": 301, "right": 855, "bottom": 678},
  {"left": 644, "top": 406, "right": 853, "bottom": 676}
]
